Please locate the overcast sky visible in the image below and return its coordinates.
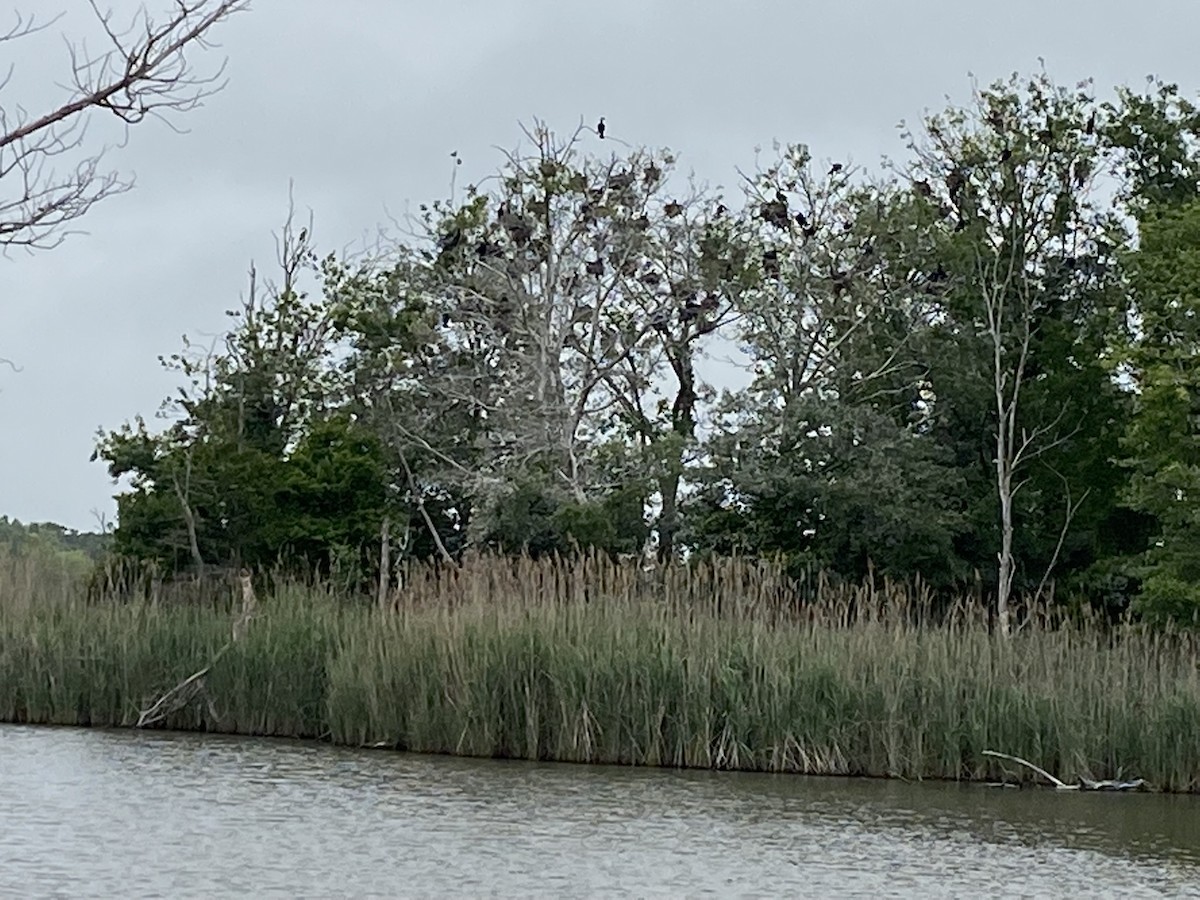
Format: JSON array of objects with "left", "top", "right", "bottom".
[{"left": 2, "top": 1, "right": 1198, "bottom": 531}]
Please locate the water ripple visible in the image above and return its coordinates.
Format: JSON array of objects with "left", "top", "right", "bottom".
[{"left": 1, "top": 725, "right": 1198, "bottom": 898}]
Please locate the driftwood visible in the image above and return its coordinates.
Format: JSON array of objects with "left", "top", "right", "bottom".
[
  {"left": 983, "top": 750, "right": 1146, "bottom": 791},
  {"left": 135, "top": 569, "right": 258, "bottom": 728}
]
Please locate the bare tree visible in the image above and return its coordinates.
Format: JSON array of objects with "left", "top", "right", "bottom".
[
  {"left": 0, "top": 1, "right": 250, "bottom": 251},
  {"left": 331, "top": 122, "right": 716, "bottom": 555}
]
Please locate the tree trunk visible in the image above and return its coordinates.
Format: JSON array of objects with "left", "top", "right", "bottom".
[
  {"left": 657, "top": 471, "right": 681, "bottom": 562},
  {"left": 995, "top": 465, "right": 1014, "bottom": 637},
  {"left": 377, "top": 516, "right": 391, "bottom": 610},
  {"left": 657, "top": 345, "right": 698, "bottom": 563}
]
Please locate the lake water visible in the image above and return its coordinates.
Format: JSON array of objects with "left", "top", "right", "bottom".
[{"left": 2, "top": 724, "right": 1198, "bottom": 898}]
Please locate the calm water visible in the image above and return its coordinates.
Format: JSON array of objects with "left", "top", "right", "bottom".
[{"left": 2, "top": 725, "right": 1199, "bottom": 898}]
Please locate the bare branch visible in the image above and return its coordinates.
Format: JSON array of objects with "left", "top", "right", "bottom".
[{"left": 0, "top": 1, "right": 250, "bottom": 251}]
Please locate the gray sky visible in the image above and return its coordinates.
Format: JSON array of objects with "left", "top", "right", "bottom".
[{"left": 2, "top": 0, "right": 1197, "bottom": 531}]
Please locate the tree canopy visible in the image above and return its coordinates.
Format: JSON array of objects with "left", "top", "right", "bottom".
[{"left": 88, "top": 73, "right": 1200, "bottom": 623}]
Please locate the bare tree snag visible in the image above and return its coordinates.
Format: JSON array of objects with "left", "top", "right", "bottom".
[
  {"left": 0, "top": 1, "right": 250, "bottom": 251},
  {"left": 377, "top": 516, "right": 391, "bottom": 610},
  {"left": 136, "top": 565, "right": 258, "bottom": 728},
  {"left": 171, "top": 450, "right": 206, "bottom": 579}
]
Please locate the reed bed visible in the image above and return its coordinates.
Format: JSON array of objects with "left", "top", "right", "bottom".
[{"left": 2, "top": 549, "right": 1199, "bottom": 791}]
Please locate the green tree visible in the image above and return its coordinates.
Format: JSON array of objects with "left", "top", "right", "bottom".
[
  {"left": 1118, "top": 200, "right": 1200, "bottom": 620},
  {"left": 95, "top": 215, "right": 394, "bottom": 580}
]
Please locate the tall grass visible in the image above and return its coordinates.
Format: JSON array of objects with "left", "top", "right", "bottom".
[{"left": 2, "top": 548, "right": 1199, "bottom": 791}]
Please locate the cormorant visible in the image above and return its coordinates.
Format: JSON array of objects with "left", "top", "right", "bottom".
[
  {"left": 597, "top": 117, "right": 606, "bottom": 139},
  {"left": 763, "top": 249, "right": 780, "bottom": 277},
  {"left": 829, "top": 163, "right": 844, "bottom": 175}
]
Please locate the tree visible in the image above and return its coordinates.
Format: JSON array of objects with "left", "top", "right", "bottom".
[
  {"left": 328, "top": 122, "right": 737, "bottom": 560},
  {"left": 689, "top": 149, "right": 969, "bottom": 584},
  {"left": 94, "top": 211, "right": 391, "bottom": 579},
  {"left": 1119, "top": 201, "right": 1200, "bottom": 620},
  {"left": 1106, "top": 82, "right": 1200, "bottom": 621},
  {"left": 1, "top": 1, "right": 249, "bottom": 251},
  {"left": 903, "top": 72, "right": 1128, "bottom": 630}
]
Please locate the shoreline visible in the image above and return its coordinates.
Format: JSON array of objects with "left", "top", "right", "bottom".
[{"left": 0, "top": 719, "right": 1138, "bottom": 795}]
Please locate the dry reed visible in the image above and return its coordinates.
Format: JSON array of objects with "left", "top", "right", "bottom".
[{"left": 2, "top": 548, "right": 1198, "bottom": 791}]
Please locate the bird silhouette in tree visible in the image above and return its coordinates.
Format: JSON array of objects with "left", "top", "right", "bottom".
[{"left": 597, "top": 117, "right": 606, "bottom": 139}]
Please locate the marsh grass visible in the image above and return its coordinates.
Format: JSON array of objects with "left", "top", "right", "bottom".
[{"left": 2, "top": 548, "right": 1199, "bottom": 791}]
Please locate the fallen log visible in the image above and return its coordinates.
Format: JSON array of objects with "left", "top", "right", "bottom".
[{"left": 983, "top": 750, "right": 1145, "bottom": 791}]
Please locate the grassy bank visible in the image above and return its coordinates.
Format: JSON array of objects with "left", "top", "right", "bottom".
[{"left": 2, "top": 549, "right": 1199, "bottom": 791}]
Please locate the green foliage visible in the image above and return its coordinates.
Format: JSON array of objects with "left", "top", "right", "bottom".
[
  {"left": 1120, "top": 200, "right": 1200, "bottom": 621},
  {"left": 689, "top": 401, "right": 969, "bottom": 586},
  {"left": 483, "top": 480, "right": 648, "bottom": 559},
  {"left": 0, "top": 516, "right": 109, "bottom": 564}
]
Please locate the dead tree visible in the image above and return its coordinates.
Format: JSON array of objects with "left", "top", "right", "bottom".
[{"left": 0, "top": 1, "right": 250, "bottom": 252}]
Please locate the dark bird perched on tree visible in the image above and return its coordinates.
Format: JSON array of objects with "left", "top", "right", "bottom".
[
  {"left": 499, "top": 204, "right": 533, "bottom": 245},
  {"left": 762, "top": 248, "right": 780, "bottom": 277},
  {"left": 664, "top": 201, "right": 683, "bottom": 218},
  {"left": 680, "top": 296, "right": 703, "bottom": 322},
  {"left": 438, "top": 228, "right": 463, "bottom": 252},
  {"left": 914, "top": 179, "right": 933, "bottom": 198},
  {"left": 999, "top": 147, "right": 1012, "bottom": 163},
  {"left": 1085, "top": 111, "right": 1096, "bottom": 135},
  {"left": 828, "top": 162, "right": 844, "bottom": 175},
  {"left": 597, "top": 117, "right": 606, "bottom": 139},
  {"left": 585, "top": 257, "right": 605, "bottom": 276},
  {"left": 760, "top": 193, "right": 790, "bottom": 230},
  {"left": 475, "top": 239, "right": 502, "bottom": 258},
  {"left": 794, "top": 210, "right": 809, "bottom": 227},
  {"left": 945, "top": 168, "right": 966, "bottom": 200}
]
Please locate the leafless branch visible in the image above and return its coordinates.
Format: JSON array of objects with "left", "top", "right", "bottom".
[
  {"left": 398, "top": 447, "right": 459, "bottom": 568},
  {"left": 1033, "top": 466, "right": 1091, "bottom": 604},
  {"left": 0, "top": 1, "right": 250, "bottom": 251}
]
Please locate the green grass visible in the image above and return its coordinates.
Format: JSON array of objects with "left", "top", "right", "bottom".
[{"left": 2, "top": 548, "right": 1199, "bottom": 791}]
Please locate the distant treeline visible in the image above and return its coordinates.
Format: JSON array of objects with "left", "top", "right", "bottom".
[
  {"left": 0, "top": 516, "right": 110, "bottom": 562},
  {"left": 83, "top": 71, "right": 1200, "bottom": 625}
]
